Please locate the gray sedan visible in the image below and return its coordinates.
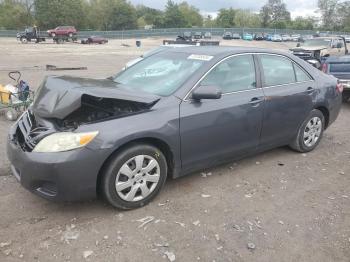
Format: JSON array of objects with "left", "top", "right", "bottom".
[{"left": 7, "top": 46, "right": 342, "bottom": 209}]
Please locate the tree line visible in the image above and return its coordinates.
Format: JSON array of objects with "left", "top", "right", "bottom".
[{"left": 0, "top": 0, "right": 349, "bottom": 32}]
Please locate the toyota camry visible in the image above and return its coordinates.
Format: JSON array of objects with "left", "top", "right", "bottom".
[{"left": 7, "top": 46, "right": 342, "bottom": 209}]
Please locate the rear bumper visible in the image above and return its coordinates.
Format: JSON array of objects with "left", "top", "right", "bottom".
[{"left": 6, "top": 137, "right": 108, "bottom": 202}]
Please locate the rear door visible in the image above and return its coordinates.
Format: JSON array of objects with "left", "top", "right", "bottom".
[
  {"left": 179, "top": 54, "right": 265, "bottom": 172},
  {"left": 258, "top": 54, "right": 315, "bottom": 148}
]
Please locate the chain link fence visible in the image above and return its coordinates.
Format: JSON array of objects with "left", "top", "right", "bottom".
[{"left": 1, "top": 28, "right": 349, "bottom": 39}]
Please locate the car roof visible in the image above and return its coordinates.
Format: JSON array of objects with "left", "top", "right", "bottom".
[{"left": 158, "top": 46, "right": 291, "bottom": 57}]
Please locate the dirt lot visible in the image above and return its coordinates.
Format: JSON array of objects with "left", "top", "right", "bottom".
[{"left": 0, "top": 37, "right": 349, "bottom": 262}]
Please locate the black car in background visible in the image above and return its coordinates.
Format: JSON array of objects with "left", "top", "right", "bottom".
[
  {"left": 7, "top": 47, "right": 342, "bottom": 209},
  {"left": 323, "top": 55, "right": 350, "bottom": 102},
  {"left": 254, "top": 33, "right": 264, "bottom": 40}
]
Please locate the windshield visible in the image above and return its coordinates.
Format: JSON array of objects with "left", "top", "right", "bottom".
[
  {"left": 301, "top": 39, "right": 331, "bottom": 47},
  {"left": 113, "top": 53, "right": 207, "bottom": 96}
]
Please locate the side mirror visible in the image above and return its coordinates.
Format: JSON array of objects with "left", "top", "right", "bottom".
[{"left": 192, "top": 85, "right": 222, "bottom": 101}]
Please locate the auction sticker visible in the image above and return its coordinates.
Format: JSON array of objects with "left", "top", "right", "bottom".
[{"left": 188, "top": 54, "right": 214, "bottom": 61}]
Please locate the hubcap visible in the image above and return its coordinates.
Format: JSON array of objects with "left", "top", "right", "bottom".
[
  {"left": 115, "top": 155, "right": 160, "bottom": 202},
  {"left": 303, "top": 117, "right": 322, "bottom": 147}
]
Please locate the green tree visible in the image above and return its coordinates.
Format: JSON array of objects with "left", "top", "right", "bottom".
[
  {"left": 216, "top": 8, "right": 236, "bottom": 28},
  {"left": 317, "top": 0, "right": 339, "bottom": 30},
  {"left": 178, "top": 2, "right": 203, "bottom": 27},
  {"left": 135, "top": 5, "right": 164, "bottom": 27},
  {"left": 163, "top": 0, "right": 187, "bottom": 28},
  {"left": 234, "top": 9, "right": 261, "bottom": 28},
  {"left": 337, "top": 1, "right": 350, "bottom": 31},
  {"left": 34, "top": 0, "right": 87, "bottom": 29},
  {"left": 260, "top": 0, "right": 291, "bottom": 28},
  {"left": 86, "top": 0, "right": 136, "bottom": 30},
  {"left": 289, "top": 16, "right": 315, "bottom": 30},
  {"left": 0, "top": 0, "right": 34, "bottom": 29}
]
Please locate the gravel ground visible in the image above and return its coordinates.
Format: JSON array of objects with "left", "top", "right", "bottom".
[{"left": 0, "top": 37, "right": 349, "bottom": 262}]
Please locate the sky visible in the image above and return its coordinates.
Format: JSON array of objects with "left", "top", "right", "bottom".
[{"left": 130, "top": 0, "right": 319, "bottom": 19}]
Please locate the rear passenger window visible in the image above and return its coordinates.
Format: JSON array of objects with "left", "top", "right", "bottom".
[
  {"left": 200, "top": 55, "right": 256, "bottom": 93},
  {"left": 260, "top": 55, "right": 296, "bottom": 86},
  {"left": 294, "top": 64, "right": 312, "bottom": 82}
]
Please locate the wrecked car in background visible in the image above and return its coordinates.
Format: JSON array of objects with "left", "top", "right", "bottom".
[
  {"left": 7, "top": 47, "right": 342, "bottom": 209},
  {"left": 291, "top": 37, "right": 348, "bottom": 69},
  {"left": 323, "top": 55, "right": 350, "bottom": 102}
]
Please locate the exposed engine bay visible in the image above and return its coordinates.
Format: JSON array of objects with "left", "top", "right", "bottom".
[{"left": 59, "top": 95, "right": 153, "bottom": 129}]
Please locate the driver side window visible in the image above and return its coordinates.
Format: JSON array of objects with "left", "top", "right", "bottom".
[{"left": 200, "top": 55, "right": 256, "bottom": 93}]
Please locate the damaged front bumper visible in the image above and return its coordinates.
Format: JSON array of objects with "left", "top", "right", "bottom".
[{"left": 6, "top": 112, "right": 109, "bottom": 201}]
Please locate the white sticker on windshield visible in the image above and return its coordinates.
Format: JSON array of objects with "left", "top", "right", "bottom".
[{"left": 188, "top": 54, "right": 214, "bottom": 61}]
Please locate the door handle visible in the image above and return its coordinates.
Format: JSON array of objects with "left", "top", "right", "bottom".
[
  {"left": 306, "top": 87, "right": 315, "bottom": 94},
  {"left": 249, "top": 97, "right": 264, "bottom": 107}
]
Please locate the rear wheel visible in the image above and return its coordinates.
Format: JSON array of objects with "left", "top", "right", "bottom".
[
  {"left": 68, "top": 33, "right": 73, "bottom": 38},
  {"left": 101, "top": 144, "right": 167, "bottom": 209},
  {"left": 290, "top": 109, "right": 325, "bottom": 153},
  {"left": 51, "top": 33, "right": 56, "bottom": 37}
]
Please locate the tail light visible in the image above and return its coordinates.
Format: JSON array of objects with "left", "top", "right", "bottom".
[
  {"left": 322, "top": 63, "right": 328, "bottom": 73},
  {"left": 336, "top": 81, "right": 344, "bottom": 93}
]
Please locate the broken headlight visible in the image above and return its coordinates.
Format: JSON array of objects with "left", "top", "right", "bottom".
[{"left": 33, "top": 131, "right": 99, "bottom": 153}]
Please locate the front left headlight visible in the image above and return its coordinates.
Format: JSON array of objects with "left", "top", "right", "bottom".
[{"left": 33, "top": 131, "right": 99, "bottom": 153}]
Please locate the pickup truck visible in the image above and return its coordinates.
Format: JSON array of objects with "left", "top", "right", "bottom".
[
  {"left": 323, "top": 56, "right": 350, "bottom": 102},
  {"left": 290, "top": 37, "right": 348, "bottom": 69}
]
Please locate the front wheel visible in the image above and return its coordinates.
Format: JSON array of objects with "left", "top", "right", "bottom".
[
  {"left": 20, "top": 37, "right": 28, "bottom": 44},
  {"left": 289, "top": 109, "right": 325, "bottom": 153},
  {"left": 101, "top": 144, "right": 167, "bottom": 209}
]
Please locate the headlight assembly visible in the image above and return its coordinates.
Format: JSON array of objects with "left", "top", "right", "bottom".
[{"left": 33, "top": 131, "right": 99, "bottom": 153}]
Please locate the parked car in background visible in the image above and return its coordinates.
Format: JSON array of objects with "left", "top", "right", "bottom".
[
  {"left": 232, "top": 33, "right": 241, "bottom": 39},
  {"left": 265, "top": 34, "right": 272, "bottom": 41},
  {"left": 193, "top": 32, "right": 202, "bottom": 40},
  {"left": 242, "top": 33, "right": 253, "bottom": 41},
  {"left": 204, "top": 32, "right": 212, "bottom": 39},
  {"left": 291, "top": 37, "right": 348, "bottom": 69},
  {"left": 81, "top": 36, "right": 108, "bottom": 44},
  {"left": 271, "top": 34, "right": 283, "bottom": 42},
  {"left": 281, "top": 34, "right": 291, "bottom": 41},
  {"left": 223, "top": 32, "right": 233, "bottom": 40},
  {"left": 7, "top": 46, "right": 342, "bottom": 209},
  {"left": 47, "top": 26, "right": 77, "bottom": 38},
  {"left": 322, "top": 55, "right": 350, "bottom": 102},
  {"left": 291, "top": 34, "right": 301, "bottom": 42},
  {"left": 343, "top": 35, "right": 350, "bottom": 43},
  {"left": 254, "top": 33, "right": 264, "bottom": 40},
  {"left": 182, "top": 31, "right": 192, "bottom": 40}
]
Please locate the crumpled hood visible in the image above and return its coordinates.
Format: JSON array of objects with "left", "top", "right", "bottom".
[
  {"left": 290, "top": 46, "right": 328, "bottom": 52},
  {"left": 32, "top": 75, "right": 160, "bottom": 119}
]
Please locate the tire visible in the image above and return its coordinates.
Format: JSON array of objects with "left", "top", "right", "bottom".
[
  {"left": 5, "top": 108, "right": 18, "bottom": 121},
  {"left": 101, "top": 144, "right": 167, "bottom": 209},
  {"left": 289, "top": 109, "right": 325, "bottom": 153},
  {"left": 51, "top": 33, "right": 56, "bottom": 37},
  {"left": 342, "top": 94, "right": 349, "bottom": 103},
  {"left": 20, "top": 37, "right": 28, "bottom": 44},
  {"left": 68, "top": 33, "right": 73, "bottom": 38}
]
